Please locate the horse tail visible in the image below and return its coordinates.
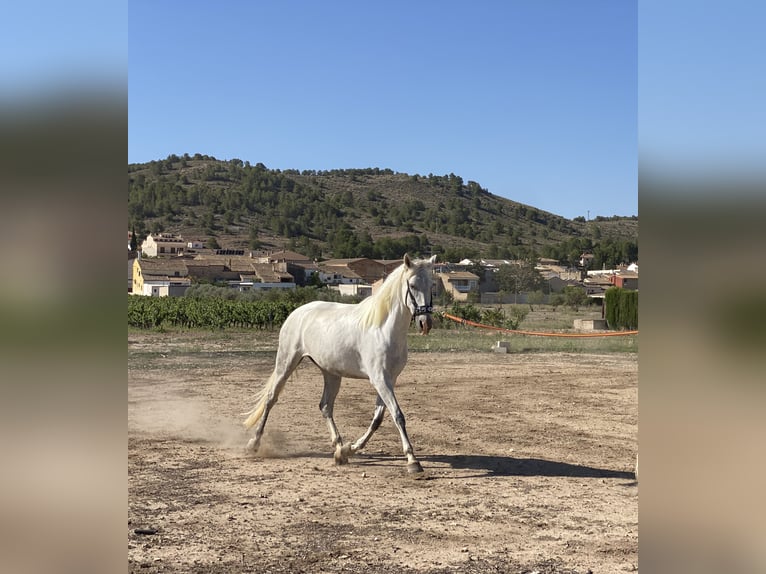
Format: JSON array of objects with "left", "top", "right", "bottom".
[{"left": 242, "top": 371, "right": 278, "bottom": 429}]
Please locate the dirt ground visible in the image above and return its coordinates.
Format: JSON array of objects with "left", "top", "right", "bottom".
[{"left": 128, "top": 331, "right": 637, "bottom": 573}]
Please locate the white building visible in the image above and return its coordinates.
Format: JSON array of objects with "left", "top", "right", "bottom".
[{"left": 141, "top": 233, "right": 186, "bottom": 257}]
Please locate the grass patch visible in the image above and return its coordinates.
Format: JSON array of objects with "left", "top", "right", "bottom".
[
  {"left": 129, "top": 311, "right": 637, "bottom": 358},
  {"left": 408, "top": 327, "right": 637, "bottom": 354}
]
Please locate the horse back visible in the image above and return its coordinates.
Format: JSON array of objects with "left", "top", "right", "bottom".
[{"left": 278, "top": 299, "right": 406, "bottom": 379}]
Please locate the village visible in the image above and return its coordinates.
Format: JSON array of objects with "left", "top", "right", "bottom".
[{"left": 129, "top": 232, "right": 638, "bottom": 307}]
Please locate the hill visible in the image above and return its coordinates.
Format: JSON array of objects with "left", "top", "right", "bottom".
[{"left": 128, "top": 153, "right": 638, "bottom": 267}]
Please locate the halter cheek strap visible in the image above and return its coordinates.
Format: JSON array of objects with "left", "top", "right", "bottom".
[{"left": 406, "top": 284, "right": 433, "bottom": 317}]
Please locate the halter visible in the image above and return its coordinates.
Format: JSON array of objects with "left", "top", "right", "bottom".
[{"left": 406, "top": 283, "right": 433, "bottom": 318}]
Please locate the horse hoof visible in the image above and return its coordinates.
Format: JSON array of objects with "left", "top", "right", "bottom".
[
  {"left": 407, "top": 461, "right": 424, "bottom": 474},
  {"left": 334, "top": 446, "right": 349, "bottom": 465},
  {"left": 245, "top": 437, "right": 259, "bottom": 452}
]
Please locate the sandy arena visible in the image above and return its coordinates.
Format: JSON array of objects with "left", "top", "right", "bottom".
[{"left": 128, "top": 331, "right": 637, "bottom": 573}]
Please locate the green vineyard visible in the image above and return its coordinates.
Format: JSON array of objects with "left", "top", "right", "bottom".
[{"left": 128, "top": 295, "right": 299, "bottom": 329}]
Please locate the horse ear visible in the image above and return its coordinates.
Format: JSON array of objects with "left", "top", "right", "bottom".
[{"left": 403, "top": 253, "right": 412, "bottom": 268}]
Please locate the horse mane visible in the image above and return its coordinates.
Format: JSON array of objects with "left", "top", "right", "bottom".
[{"left": 357, "top": 262, "right": 410, "bottom": 329}]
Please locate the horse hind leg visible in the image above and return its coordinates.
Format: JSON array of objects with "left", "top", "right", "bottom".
[
  {"left": 245, "top": 348, "right": 303, "bottom": 453},
  {"left": 348, "top": 395, "right": 386, "bottom": 455},
  {"left": 319, "top": 371, "right": 347, "bottom": 465}
]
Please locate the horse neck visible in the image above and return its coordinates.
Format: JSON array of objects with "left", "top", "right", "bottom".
[
  {"left": 392, "top": 286, "right": 414, "bottom": 330},
  {"left": 378, "top": 280, "right": 412, "bottom": 334}
]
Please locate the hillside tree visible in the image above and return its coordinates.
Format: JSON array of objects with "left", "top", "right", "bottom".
[{"left": 495, "top": 260, "right": 545, "bottom": 300}]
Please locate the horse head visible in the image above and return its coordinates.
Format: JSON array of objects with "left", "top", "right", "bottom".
[{"left": 402, "top": 254, "right": 436, "bottom": 334}]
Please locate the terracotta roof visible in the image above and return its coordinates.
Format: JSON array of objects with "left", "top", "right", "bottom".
[
  {"left": 441, "top": 271, "right": 479, "bottom": 280},
  {"left": 376, "top": 259, "right": 404, "bottom": 266},
  {"left": 320, "top": 258, "right": 379, "bottom": 266},
  {"left": 583, "top": 275, "right": 612, "bottom": 286},
  {"left": 547, "top": 265, "right": 569, "bottom": 274},
  {"left": 266, "top": 250, "right": 312, "bottom": 262},
  {"left": 251, "top": 263, "right": 293, "bottom": 282},
  {"left": 319, "top": 265, "right": 364, "bottom": 280},
  {"left": 136, "top": 259, "right": 189, "bottom": 277},
  {"left": 291, "top": 261, "right": 320, "bottom": 271},
  {"left": 227, "top": 259, "right": 257, "bottom": 274},
  {"left": 187, "top": 256, "right": 294, "bottom": 282}
]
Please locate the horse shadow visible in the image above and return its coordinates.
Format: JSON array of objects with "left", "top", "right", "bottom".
[{"left": 418, "top": 453, "right": 636, "bottom": 481}]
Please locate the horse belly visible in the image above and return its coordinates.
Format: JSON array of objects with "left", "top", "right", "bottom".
[{"left": 298, "top": 313, "right": 368, "bottom": 379}]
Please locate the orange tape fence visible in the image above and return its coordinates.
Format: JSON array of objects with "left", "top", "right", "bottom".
[{"left": 441, "top": 312, "right": 638, "bottom": 338}]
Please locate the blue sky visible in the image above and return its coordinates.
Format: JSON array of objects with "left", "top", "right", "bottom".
[
  {"left": 3, "top": 2, "right": 762, "bottom": 218},
  {"left": 129, "top": 1, "right": 637, "bottom": 220}
]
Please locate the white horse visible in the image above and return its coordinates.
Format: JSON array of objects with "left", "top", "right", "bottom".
[{"left": 244, "top": 254, "right": 436, "bottom": 474}]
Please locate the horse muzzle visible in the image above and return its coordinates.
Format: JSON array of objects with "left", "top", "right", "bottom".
[{"left": 416, "top": 314, "right": 433, "bottom": 335}]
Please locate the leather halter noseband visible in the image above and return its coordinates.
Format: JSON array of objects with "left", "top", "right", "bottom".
[{"left": 406, "top": 283, "right": 433, "bottom": 318}]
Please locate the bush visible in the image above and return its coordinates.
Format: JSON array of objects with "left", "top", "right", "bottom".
[
  {"left": 549, "top": 293, "right": 565, "bottom": 309},
  {"left": 449, "top": 302, "right": 482, "bottom": 323},
  {"left": 563, "top": 285, "right": 589, "bottom": 310},
  {"left": 448, "top": 303, "right": 528, "bottom": 330},
  {"left": 604, "top": 287, "right": 638, "bottom": 330},
  {"left": 505, "top": 305, "right": 529, "bottom": 330}
]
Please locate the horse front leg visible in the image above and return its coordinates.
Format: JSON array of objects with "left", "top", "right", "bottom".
[{"left": 371, "top": 377, "right": 423, "bottom": 474}]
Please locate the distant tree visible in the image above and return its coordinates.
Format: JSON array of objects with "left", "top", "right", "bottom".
[
  {"left": 357, "top": 231, "right": 375, "bottom": 258},
  {"left": 527, "top": 290, "right": 545, "bottom": 310},
  {"left": 437, "top": 288, "right": 454, "bottom": 306},
  {"left": 440, "top": 246, "right": 478, "bottom": 264},
  {"left": 307, "top": 271, "right": 325, "bottom": 288},
  {"left": 340, "top": 190, "right": 354, "bottom": 207},
  {"left": 248, "top": 225, "right": 261, "bottom": 249},
  {"left": 562, "top": 286, "right": 589, "bottom": 310},
  {"left": 130, "top": 227, "right": 138, "bottom": 252},
  {"left": 549, "top": 293, "right": 565, "bottom": 309},
  {"left": 495, "top": 260, "right": 544, "bottom": 301},
  {"left": 206, "top": 237, "right": 220, "bottom": 250},
  {"left": 605, "top": 287, "right": 638, "bottom": 330},
  {"left": 202, "top": 210, "right": 215, "bottom": 233}
]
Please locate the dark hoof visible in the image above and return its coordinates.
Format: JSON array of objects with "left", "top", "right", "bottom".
[
  {"left": 334, "top": 445, "right": 350, "bottom": 465},
  {"left": 334, "top": 453, "right": 348, "bottom": 465},
  {"left": 407, "top": 461, "right": 424, "bottom": 474}
]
